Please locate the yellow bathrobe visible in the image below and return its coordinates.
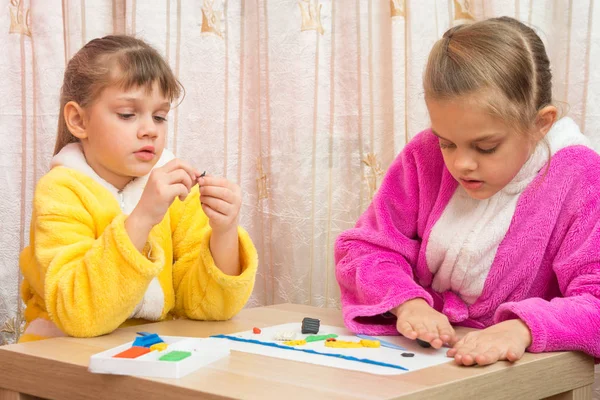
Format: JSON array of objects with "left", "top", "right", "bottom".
[{"left": 19, "top": 143, "right": 257, "bottom": 341}]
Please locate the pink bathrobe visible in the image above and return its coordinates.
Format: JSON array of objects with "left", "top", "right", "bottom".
[{"left": 335, "top": 119, "right": 600, "bottom": 360}]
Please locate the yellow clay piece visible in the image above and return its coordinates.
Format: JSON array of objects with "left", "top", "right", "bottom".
[
  {"left": 283, "top": 340, "right": 307, "bottom": 346},
  {"left": 150, "top": 343, "right": 168, "bottom": 352},
  {"left": 324, "top": 339, "right": 380, "bottom": 348},
  {"left": 324, "top": 340, "right": 363, "bottom": 348},
  {"left": 359, "top": 339, "right": 380, "bottom": 348}
]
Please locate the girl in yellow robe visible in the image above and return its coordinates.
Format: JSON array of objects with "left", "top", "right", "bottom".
[{"left": 19, "top": 35, "right": 258, "bottom": 341}]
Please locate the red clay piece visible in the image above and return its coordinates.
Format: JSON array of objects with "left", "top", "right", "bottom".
[
  {"left": 113, "top": 346, "right": 151, "bottom": 359},
  {"left": 253, "top": 327, "right": 261, "bottom": 334}
]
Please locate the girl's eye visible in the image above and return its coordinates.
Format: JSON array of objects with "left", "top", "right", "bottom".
[
  {"left": 477, "top": 146, "right": 498, "bottom": 154},
  {"left": 117, "top": 113, "right": 134, "bottom": 120},
  {"left": 439, "top": 141, "right": 455, "bottom": 150},
  {"left": 154, "top": 116, "right": 168, "bottom": 123}
]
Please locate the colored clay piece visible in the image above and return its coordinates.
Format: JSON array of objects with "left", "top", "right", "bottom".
[
  {"left": 324, "top": 339, "right": 380, "bottom": 348},
  {"left": 301, "top": 317, "right": 320, "bottom": 334},
  {"left": 282, "top": 340, "right": 307, "bottom": 346},
  {"left": 359, "top": 339, "right": 380, "bottom": 348},
  {"left": 150, "top": 342, "right": 168, "bottom": 352},
  {"left": 159, "top": 351, "right": 192, "bottom": 362},
  {"left": 132, "top": 333, "right": 163, "bottom": 348},
  {"left": 273, "top": 331, "right": 296, "bottom": 341},
  {"left": 401, "top": 352, "right": 415, "bottom": 357},
  {"left": 326, "top": 337, "right": 337, "bottom": 342},
  {"left": 356, "top": 334, "right": 406, "bottom": 350},
  {"left": 199, "top": 171, "right": 207, "bottom": 178},
  {"left": 114, "top": 346, "right": 151, "bottom": 359},
  {"left": 212, "top": 334, "right": 408, "bottom": 371},
  {"left": 325, "top": 340, "right": 363, "bottom": 348},
  {"left": 416, "top": 339, "right": 431, "bottom": 348},
  {"left": 305, "top": 334, "right": 338, "bottom": 342},
  {"left": 253, "top": 327, "right": 261, "bottom": 334}
]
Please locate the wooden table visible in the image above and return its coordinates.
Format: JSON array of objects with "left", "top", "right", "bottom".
[{"left": 0, "top": 304, "right": 594, "bottom": 400}]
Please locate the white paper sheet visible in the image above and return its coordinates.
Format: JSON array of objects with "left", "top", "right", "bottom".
[{"left": 215, "top": 323, "right": 452, "bottom": 375}]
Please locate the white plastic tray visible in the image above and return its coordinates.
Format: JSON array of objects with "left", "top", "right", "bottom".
[{"left": 88, "top": 336, "right": 230, "bottom": 378}]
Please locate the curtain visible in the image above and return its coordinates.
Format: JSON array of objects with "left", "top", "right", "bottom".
[{"left": 1, "top": 6, "right": 599, "bottom": 395}]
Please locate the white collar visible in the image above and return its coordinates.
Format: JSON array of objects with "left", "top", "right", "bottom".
[{"left": 51, "top": 142, "right": 175, "bottom": 214}]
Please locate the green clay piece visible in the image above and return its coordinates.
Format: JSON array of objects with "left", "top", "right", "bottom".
[
  {"left": 159, "top": 351, "right": 192, "bottom": 362},
  {"left": 305, "top": 334, "right": 338, "bottom": 342}
]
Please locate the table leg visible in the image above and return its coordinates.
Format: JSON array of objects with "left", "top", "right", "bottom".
[{"left": 543, "top": 385, "right": 593, "bottom": 400}]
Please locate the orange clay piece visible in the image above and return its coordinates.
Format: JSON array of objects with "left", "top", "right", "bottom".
[
  {"left": 253, "top": 327, "right": 261, "bottom": 334},
  {"left": 114, "top": 346, "right": 151, "bottom": 359},
  {"left": 282, "top": 340, "right": 307, "bottom": 346},
  {"left": 326, "top": 337, "right": 337, "bottom": 342}
]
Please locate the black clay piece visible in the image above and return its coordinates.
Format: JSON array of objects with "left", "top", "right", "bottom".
[{"left": 301, "top": 317, "right": 320, "bottom": 334}]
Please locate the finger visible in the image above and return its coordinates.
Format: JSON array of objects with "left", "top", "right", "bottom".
[
  {"left": 449, "top": 331, "right": 465, "bottom": 347},
  {"left": 429, "top": 337, "right": 444, "bottom": 349},
  {"left": 453, "top": 353, "right": 464, "bottom": 365},
  {"left": 438, "top": 325, "right": 456, "bottom": 345},
  {"left": 423, "top": 321, "right": 442, "bottom": 348},
  {"left": 199, "top": 185, "right": 234, "bottom": 204},
  {"left": 475, "top": 347, "right": 501, "bottom": 366},
  {"left": 461, "top": 342, "right": 485, "bottom": 366},
  {"left": 163, "top": 159, "right": 200, "bottom": 181},
  {"left": 166, "top": 169, "right": 194, "bottom": 191},
  {"left": 452, "top": 340, "right": 473, "bottom": 365},
  {"left": 201, "top": 203, "right": 229, "bottom": 225},
  {"left": 396, "top": 320, "right": 418, "bottom": 340},
  {"left": 447, "top": 337, "right": 466, "bottom": 357},
  {"left": 200, "top": 196, "right": 233, "bottom": 216},
  {"left": 164, "top": 183, "right": 189, "bottom": 202},
  {"left": 412, "top": 323, "right": 432, "bottom": 343},
  {"left": 198, "top": 175, "right": 232, "bottom": 188},
  {"left": 506, "top": 346, "right": 525, "bottom": 363},
  {"left": 453, "top": 341, "right": 477, "bottom": 366},
  {"left": 460, "top": 353, "right": 476, "bottom": 366}
]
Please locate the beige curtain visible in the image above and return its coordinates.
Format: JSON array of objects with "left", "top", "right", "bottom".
[{"left": 1, "top": 2, "right": 599, "bottom": 389}]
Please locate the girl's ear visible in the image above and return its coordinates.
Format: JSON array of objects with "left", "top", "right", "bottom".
[
  {"left": 535, "top": 105, "right": 558, "bottom": 140},
  {"left": 64, "top": 101, "right": 88, "bottom": 140}
]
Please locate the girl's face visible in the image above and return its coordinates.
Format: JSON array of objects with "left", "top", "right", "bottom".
[
  {"left": 426, "top": 96, "right": 536, "bottom": 200},
  {"left": 79, "top": 82, "right": 170, "bottom": 190}
]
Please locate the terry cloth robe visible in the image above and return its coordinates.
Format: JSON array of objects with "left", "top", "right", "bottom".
[
  {"left": 19, "top": 143, "right": 257, "bottom": 340},
  {"left": 335, "top": 117, "right": 600, "bottom": 360}
]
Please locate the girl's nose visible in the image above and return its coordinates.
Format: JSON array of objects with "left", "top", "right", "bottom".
[
  {"left": 453, "top": 150, "right": 477, "bottom": 172},
  {"left": 138, "top": 116, "right": 158, "bottom": 138}
]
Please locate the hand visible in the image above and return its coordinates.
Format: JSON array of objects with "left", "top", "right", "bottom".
[
  {"left": 392, "top": 298, "right": 456, "bottom": 349},
  {"left": 133, "top": 159, "right": 200, "bottom": 227},
  {"left": 447, "top": 319, "right": 532, "bottom": 366},
  {"left": 125, "top": 159, "right": 200, "bottom": 252},
  {"left": 198, "top": 175, "right": 242, "bottom": 234}
]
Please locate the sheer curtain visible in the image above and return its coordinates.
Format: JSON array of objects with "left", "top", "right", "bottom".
[{"left": 1, "top": 4, "right": 599, "bottom": 391}]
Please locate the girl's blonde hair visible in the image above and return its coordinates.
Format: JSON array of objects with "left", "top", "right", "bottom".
[
  {"left": 424, "top": 17, "right": 552, "bottom": 135},
  {"left": 54, "top": 35, "right": 182, "bottom": 155}
]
